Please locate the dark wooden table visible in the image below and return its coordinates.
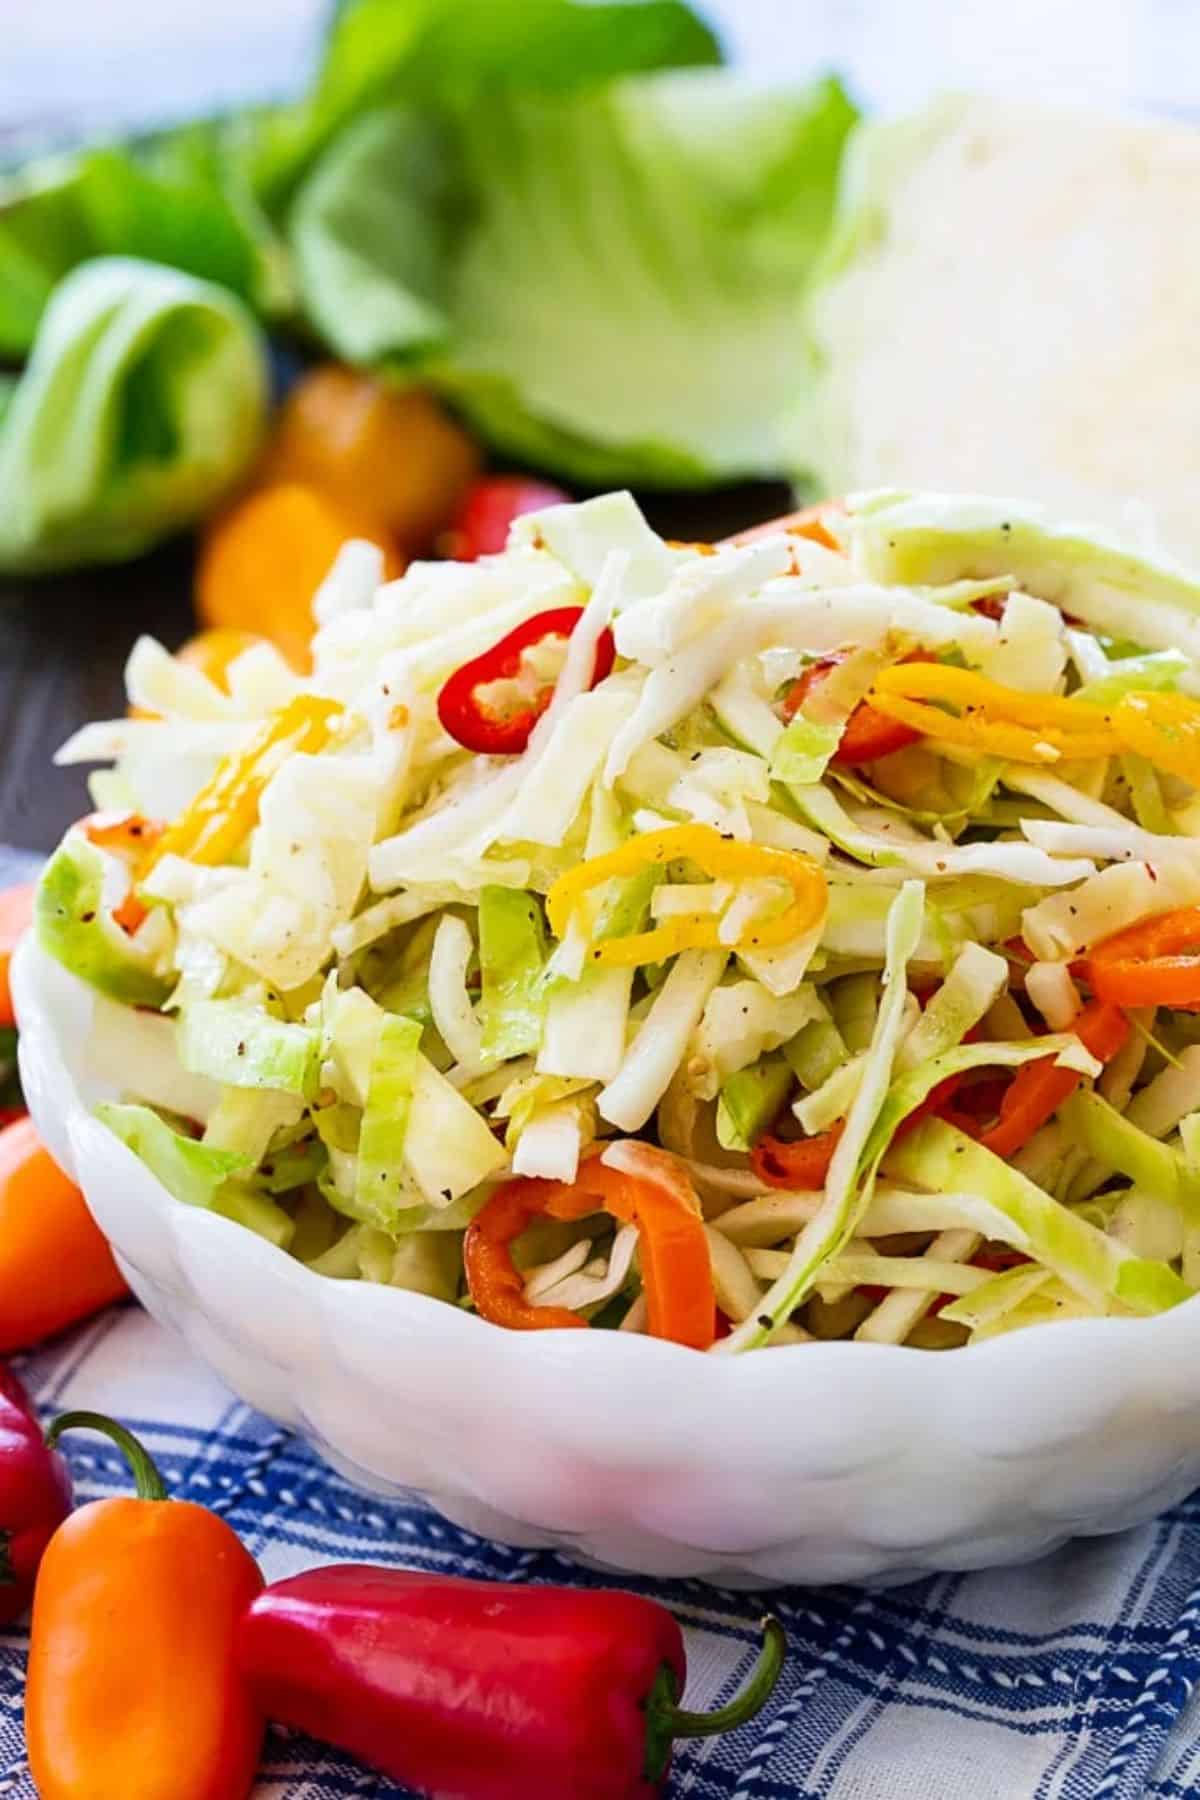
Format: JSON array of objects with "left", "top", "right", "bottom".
[{"left": 0, "top": 481, "right": 791, "bottom": 855}]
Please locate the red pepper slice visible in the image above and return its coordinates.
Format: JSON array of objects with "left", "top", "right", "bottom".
[
  {"left": 437, "top": 607, "right": 616, "bottom": 755},
  {"left": 750, "top": 1071, "right": 968, "bottom": 1193},
  {"left": 750, "top": 993, "right": 975, "bottom": 1191},
  {"left": 979, "top": 999, "right": 1129, "bottom": 1158},
  {"left": 751, "top": 1124, "right": 842, "bottom": 1190},
  {"left": 783, "top": 651, "right": 930, "bottom": 766}
]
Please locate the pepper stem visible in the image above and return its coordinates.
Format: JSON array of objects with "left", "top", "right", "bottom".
[
  {"left": 45, "top": 1411, "right": 168, "bottom": 1502},
  {"left": 643, "top": 1615, "right": 786, "bottom": 1781}
]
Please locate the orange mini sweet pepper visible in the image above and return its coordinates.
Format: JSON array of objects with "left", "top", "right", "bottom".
[
  {"left": 0, "top": 1120, "right": 127, "bottom": 1353},
  {"left": 26, "top": 1413, "right": 264, "bottom": 1800}
]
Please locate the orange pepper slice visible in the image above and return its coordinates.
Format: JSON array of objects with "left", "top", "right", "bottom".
[
  {"left": 729, "top": 500, "right": 846, "bottom": 551},
  {"left": 1086, "top": 906, "right": 1200, "bottom": 1009},
  {"left": 979, "top": 1001, "right": 1129, "bottom": 1158},
  {"left": 464, "top": 1146, "right": 715, "bottom": 1350},
  {"left": 0, "top": 1118, "right": 128, "bottom": 1351}
]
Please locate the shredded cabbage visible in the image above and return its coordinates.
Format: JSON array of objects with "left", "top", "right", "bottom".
[{"left": 59, "top": 488, "right": 1200, "bottom": 1346}]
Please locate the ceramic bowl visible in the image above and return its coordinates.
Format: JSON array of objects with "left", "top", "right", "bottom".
[{"left": 16, "top": 935, "right": 1200, "bottom": 1588}]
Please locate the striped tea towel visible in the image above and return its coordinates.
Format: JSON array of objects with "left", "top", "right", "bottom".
[{"left": 2, "top": 1303, "right": 1200, "bottom": 1799}]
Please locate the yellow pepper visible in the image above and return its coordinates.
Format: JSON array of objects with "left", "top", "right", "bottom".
[
  {"left": 869, "top": 664, "right": 1123, "bottom": 763},
  {"left": 546, "top": 825, "right": 826, "bottom": 969},
  {"left": 197, "top": 483, "right": 404, "bottom": 673},
  {"left": 141, "top": 695, "right": 344, "bottom": 879},
  {"left": 262, "top": 367, "right": 481, "bottom": 554},
  {"left": 1110, "top": 691, "right": 1200, "bottom": 789}
]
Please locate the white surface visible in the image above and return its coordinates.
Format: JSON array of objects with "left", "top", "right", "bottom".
[
  {"left": 4, "top": 0, "right": 1200, "bottom": 149},
  {"left": 803, "top": 93, "right": 1200, "bottom": 569},
  {"left": 17, "top": 928, "right": 1200, "bottom": 1589}
]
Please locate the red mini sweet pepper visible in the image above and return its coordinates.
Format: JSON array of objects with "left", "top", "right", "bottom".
[
  {"left": 0, "top": 1367, "right": 71, "bottom": 1626},
  {"left": 443, "top": 475, "right": 571, "bottom": 561},
  {"left": 239, "top": 1565, "right": 785, "bottom": 1800},
  {"left": 437, "top": 606, "right": 616, "bottom": 755}
]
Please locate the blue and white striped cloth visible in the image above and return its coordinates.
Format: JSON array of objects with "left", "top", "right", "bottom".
[{"left": 3, "top": 1300, "right": 1200, "bottom": 1799}]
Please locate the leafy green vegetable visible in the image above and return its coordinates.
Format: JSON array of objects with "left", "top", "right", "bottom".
[
  {"left": 847, "top": 490, "right": 1200, "bottom": 665},
  {"left": 726, "top": 880, "right": 925, "bottom": 1351},
  {"left": 888, "top": 1118, "right": 1191, "bottom": 1316},
  {"left": 1073, "top": 649, "right": 1189, "bottom": 706},
  {"left": 354, "top": 1013, "right": 423, "bottom": 1226},
  {"left": 478, "top": 887, "right": 548, "bottom": 1061},
  {"left": 178, "top": 1001, "right": 322, "bottom": 1100},
  {"left": 97, "top": 1101, "right": 252, "bottom": 1210},
  {"left": 1062, "top": 1088, "right": 1200, "bottom": 1215},
  {"left": 249, "top": 0, "right": 722, "bottom": 208},
  {"left": 291, "top": 108, "right": 458, "bottom": 366},
  {"left": 716, "top": 1054, "right": 793, "bottom": 1151},
  {"left": 36, "top": 834, "right": 171, "bottom": 1007},
  {"left": 782, "top": 1014, "right": 847, "bottom": 1091},
  {"left": 770, "top": 714, "right": 843, "bottom": 787},
  {"left": 292, "top": 72, "right": 857, "bottom": 484},
  {"left": 0, "top": 131, "right": 283, "bottom": 359},
  {"left": 0, "top": 258, "right": 267, "bottom": 573}
]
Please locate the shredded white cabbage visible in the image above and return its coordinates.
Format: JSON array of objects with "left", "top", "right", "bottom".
[{"left": 49, "top": 488, "right": 1200, "bottom": 1353}]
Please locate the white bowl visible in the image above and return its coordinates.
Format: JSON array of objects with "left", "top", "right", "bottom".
[{"left": 16, "top": 933, "right": 1200, "bottom": 1588}]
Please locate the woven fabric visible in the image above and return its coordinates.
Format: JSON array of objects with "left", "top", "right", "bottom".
[{"left": 2, "top": 1304, "right": 1200, "bottom": 1799}]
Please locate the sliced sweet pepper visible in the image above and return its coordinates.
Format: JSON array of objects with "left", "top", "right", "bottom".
[
  {"left": 437, "top": 607, "right": 615, "bottom": 756},
  {"left": 1086, "top": 907, "right": 1200, "bottom": 1009},
  {"left": 1110, "top": 691, "right": 1200, "bottom": 789},
  {"left": 979, "top": 1000, "right": 1129, "bottom": 1157},
  {"left": 783, "top": 650, "right": 932, "bottom": 766},
  {"left": 868, "top": 664, "right": 1122, "bottom": 763},
  {"left": 546, "top": 824, "right": 826, "bottom": 970},
  {"left": 749, "top": 1070, "right": 967, "bottom": 1192},
  {"left": 464, "top": 1146, "right": 715, "bottom": 1350},
  {"left": 729, "top": 501, "right": 845, "bottom": 551},
  {"left": 140, "top": 694, "right": 344, "bottom": 881},
  {"left": 751, "top": 1124, "right": 842, "bottom": 1190}
]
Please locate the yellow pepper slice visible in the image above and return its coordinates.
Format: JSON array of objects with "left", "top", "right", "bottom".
[
  {"left": 546, "top": 825, "right": 826, "bottom": 970},
  {"left": 141, "top": 695, "right": 344, "bottom": 878},
  {"left": 869, "top": 664, "right": 1123, "bottom": 763},
  {"left": 1112, "top": 691, "right": 1200, "bottom": 788}
]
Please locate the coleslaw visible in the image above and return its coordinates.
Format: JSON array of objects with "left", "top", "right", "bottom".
[{"left": 34, "top": 488, "right": 1200, "bottom": 1351}]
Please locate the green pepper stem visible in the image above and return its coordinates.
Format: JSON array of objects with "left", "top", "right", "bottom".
[
  {"left": 45, "top": 1411, "right": 168, "bottom": 1502},
  {"left": 668, "top": 1616, "right": 786, "bottom": 1737},
  {"left": 643, "top": 1615, "right": 786, "bottom": 1781}
]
